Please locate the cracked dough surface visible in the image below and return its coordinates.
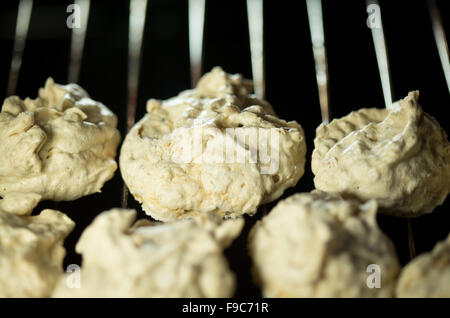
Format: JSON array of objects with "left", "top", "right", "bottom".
[
  {"left": 249, "top": 191, "right": 400, "bottom": 297},
  {"left": 0, "top": 78, "right": 121, "bottom": 202},
  {"left": 312, "top": 91, "right": 450, "bottom": 217},
  {"left": 120, "top": 67, "right": 306, "bottom": 221},
  {"left": 396, "top": 232, "right": 450, "bottom": 297},
  {"left": 52, "top": 208, "right": 243, "bottom": 297},
  {"left": 0, "top": 201, "right": 74, "bottom": 297}
]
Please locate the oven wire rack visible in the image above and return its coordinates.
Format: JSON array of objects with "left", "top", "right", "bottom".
[{"left": 5, "top": 0, "right": 450, "bottom": 272}]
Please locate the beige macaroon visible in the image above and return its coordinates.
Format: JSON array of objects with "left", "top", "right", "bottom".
[
  {"left": 396, "top": 232, "right": 450, "bottom": 297},
  {"left": 249, "top": 191, "right": 400, "bottom": 297},
  {"left": 52, "top": 208, "right": 243, "bottom": 297},
  {"left": 0, "top": 196, "right": 74, "bottom": 297},
  {"left": 0, "top": 78, "right": 121, "bottom": 203},
  {"left": 120, "top": 67, "right": 306, "bottom": 221},
  {"left": 312, "top": 91, "right": 450, "bottom": 217}
]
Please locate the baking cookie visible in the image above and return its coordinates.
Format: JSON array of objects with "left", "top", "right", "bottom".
[
  {"left": 0, "top": 78, "right": 121, "bottom": 202},
  {"left": 0, "top": 192, "right": 42, "bottom": 216},
  {"left": 312, "top": 91, "right": 450, "bottom": 217},
  {"left": 52, "top": 208, "right": 243, "bottom": 297},
  {"left": 120, "top": 67, "right": 306, "bottom": 221},
  {"left": 396, "top": 232, "right": 450, "bottom": 297},
  {"left": 0, "top": 199, "right": 74, "bottom": 297},
  {"left": 249, "top": 191, "right": 400, "bottom": 297}
]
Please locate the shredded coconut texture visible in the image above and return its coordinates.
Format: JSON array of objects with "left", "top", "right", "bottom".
[
  {"left": 52, "top": 208, "right": 243, "bottom": 297},
  {"left": 0, "top": 78, "right": 121, "bottom": 203},
  {"left": 396, "top": 232, "right": 450, "bottom": 297},
  {"left": 120, "top": 67, "right": 306, "bottom": 221},
  {"left": 0, "top": 201, "right": 74, "bottom": 297},
  {"left": 249, "top": 191, "right": 400, "bottom": 297},
  {"left": 312, "top": 91, "right": 450, "bottom": 217}
]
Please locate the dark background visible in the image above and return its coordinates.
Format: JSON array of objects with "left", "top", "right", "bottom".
[{"left": 0, "top": 0, "right": 449, "bottom": 297}]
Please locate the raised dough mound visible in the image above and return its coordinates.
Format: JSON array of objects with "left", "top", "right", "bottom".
[
  {"left": 0, "top": 78, "right": 121, "bottom": 202},
  {"left": 52, "top": 208, "right": 243, "bottom": 298},
  {"left": 312, "top": 91, "right": 450, "bottom": 217},
  {"left": 120, "top": 67, "right": 306, "bottom": 221},
  {"left": 0, "top": 201, "right": 74, "bottom": 297},
  {"left": 396, "top": 232, "right": 450, "bottom": 297},
  {"left": 249, "top": 191, "right": 400, "bottom": 297}
]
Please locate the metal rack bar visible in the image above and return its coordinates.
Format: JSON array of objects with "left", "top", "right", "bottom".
[
  {"left": 247, "top": 0, "right": 265, "bottom": 100},
  {"left": 68, "top": 0, "right": 90, "bottom": 83},
  {"left": 428, "top": 0, "right": 450, "bottom": 95},
  {"left": 188, "top": 0, "right": 205, "bottom": 87},
  {"left": 306, "top": 0, "right": 330, "bottom": 124},
  {"left": 7, "top": 0, "right": 33, "bottom": 96},
  {"left": 366, "top": 0, "right": 393, "bottom": 108},
  {"left": 122, "top": 0, "right": 148, "bottom": 208}
]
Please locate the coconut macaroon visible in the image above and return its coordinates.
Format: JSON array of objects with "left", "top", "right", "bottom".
[
  {"left": 396, "top": 232, "right": 450, "bottom": 297},
  {"left": 52, "top": 208, "right": 243, "bottom": 298},
  {"left": 120, "top": 67, "right": 306, "bottom": 221},
  {"left": 0, "top": 78, "right": 121, "bottom": 203},
  {"left": 312, "top": 91, "right": 450, "bottom": 217},
  {"left": 0, "top": 197, "right": 75, "bottom": 297},
  {"left": 249, "top": 191, "right": 400, "bottom": 297}
]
